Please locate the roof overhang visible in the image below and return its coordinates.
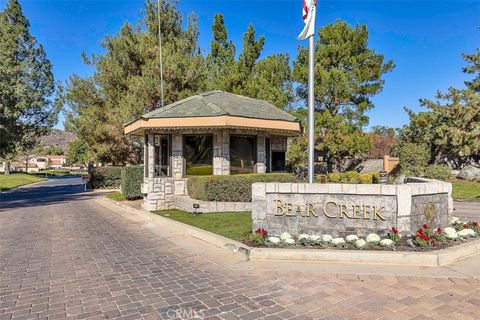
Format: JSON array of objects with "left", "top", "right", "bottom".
[{"left": 124, "top": 115, "right": 302, "bottom": 136}]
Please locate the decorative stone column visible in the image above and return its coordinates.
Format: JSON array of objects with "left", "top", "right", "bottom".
[
  {"left": 255, "top": 132, "right": 266, "bottom": 173},
  {"left": 142, "top": 133, "right": 160, "bottom": 211},
  {"left": 213, "top": 130, "right": 230, "bottom": 175},
  {"left": 171, "top": 133, "right": 184, "bottom": 180}
]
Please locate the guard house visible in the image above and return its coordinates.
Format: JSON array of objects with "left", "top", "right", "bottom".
[{"left": 124, "top": 90, "right": 302, "bottom": 211}]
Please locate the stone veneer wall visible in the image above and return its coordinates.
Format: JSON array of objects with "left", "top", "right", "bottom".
[
  {"left": 142, "top": 130, "right": 289, "bottom": 211},
  {"left": 142, "top": 132, "right": 188, "bottom": 211},
  {"left": 174, "top": 195, "right": 252, "bottom": 213},
  {"left": 213, "top": 130, "right": 230, "bottom": 175},
  {"left": 252, "top": 178, "right": 452, "bottom": 237}
]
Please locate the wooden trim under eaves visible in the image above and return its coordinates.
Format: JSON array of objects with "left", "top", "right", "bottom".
[{"left": 124, "top": 115, "right": 302, "bottom": 136}]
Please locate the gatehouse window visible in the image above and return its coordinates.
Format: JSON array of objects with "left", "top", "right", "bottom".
[
  {"left": 154, "top": 134, "right": 171, "bottom": 177},
  {"left": 230, "top": 135, "right": 257, "bottom": 174},
  {"left": 271, "top": 151, "right": 286, "bottom": 172},
  {"left": 184, "top": 135, "right": 213, "bottom": 175}
]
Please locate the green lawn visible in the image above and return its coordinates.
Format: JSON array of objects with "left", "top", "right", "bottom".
[
  {"left": 452, "top": 180, "right": 480, "bottom": 200},
  {"left": 0, "top": 173, "right": 47, "bottom": 191},
  {"left": 106, "top": 191, "right": 126, "bottom": 201},
  {"left": 154, "top": 209, "right": 252, "bottom": 241}
]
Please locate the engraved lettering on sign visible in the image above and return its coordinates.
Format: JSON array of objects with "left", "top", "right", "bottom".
[
  {"left": 373, "top": 206, "right": 386, "bottom": 221},
  {"left": 339, "top": 204, "right": 352, "bottom": 219},
  {"left": 272, "top": 200, "right": 388, "bottom": 221},
  {"left": 274, "top": 200, "right": 284, "bottom": 216},
  {"left": 352, "top": 205, "right": 361, "bottom": 219},
  {"left": 363, "top": 205, "right": 370, "bottom": 219},
  {"left": 323, "top": 201, "right": 337, "bottom": 218},
  {"left": 307, "top": 203, "right": 317, "bottom": 217},
  {"left": 285, "top": 203, "right": 295, "bottom": 216}
]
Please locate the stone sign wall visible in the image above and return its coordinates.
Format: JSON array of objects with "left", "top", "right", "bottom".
[{"left": 252, "top": 179, "right": 452, "bottom": 237}]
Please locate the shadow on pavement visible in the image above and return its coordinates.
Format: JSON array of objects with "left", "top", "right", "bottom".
[{"left": 0, "top": 176, "right": 101, "bottom": 211}]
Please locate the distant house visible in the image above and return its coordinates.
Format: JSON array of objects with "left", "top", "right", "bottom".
[
  {"left": 10, "top": 162, "right": 39, "bottom": 173},
  {"left": 30, "top": 155, "right": 66, "bottom": 169}
]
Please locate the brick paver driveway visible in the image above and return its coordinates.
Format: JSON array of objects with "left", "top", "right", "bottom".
[{"left": 1, "top": 177, "right": 480, "bottom": 320}]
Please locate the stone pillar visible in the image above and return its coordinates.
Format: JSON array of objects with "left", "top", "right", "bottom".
[
  {"left": 213, "top": 130, "right": 230, "bottom": 175},
  {"left": 171, "top": 133, "right": 184, "bottom": 180},
  {"left": 147, "top": 133, "right": 155, "bottom": 186},
  {"left": 255, "top": 132, "right": 266, "bottom": 174}
]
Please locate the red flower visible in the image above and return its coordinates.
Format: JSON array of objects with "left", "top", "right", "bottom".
[
  {"left": 464, "top": 224, "right": 468, "bottom": 229},
  {"left": 417, "top": 228, "right": 424, "bottom": 234},
  {"left": 437, "top": 227, "right": 443, "bottom": 233},
  {"left": 391, "top": 227, "right": 398, "bottom": 234},
  {"left": 473, "top": 222, "right": 478, "bottom": 227},
  {"left": 423, "top": 224, "right": 429, "bottom": 229},
  {"left": 255, "top": 228, "right": 268, "bottom": 240},
  {"left": 420, "top": 234, "right": 430, "bottom": 241}
]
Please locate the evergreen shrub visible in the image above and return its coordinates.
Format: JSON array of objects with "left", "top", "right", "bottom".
[
  {"left": 121, "top": 166, "right": 144, "bottom": 200},
  {"left": 326, "top": 173, "right": 341, "bottom": 183},
  {"left": 424, "top": 165, "right": 451, "bottom": 181},
  {"left": 187, "top": 173, "right": 297, "bottom": 202},
  {"left": 90, "top": 166, "right": 122, "bottom": 189}
]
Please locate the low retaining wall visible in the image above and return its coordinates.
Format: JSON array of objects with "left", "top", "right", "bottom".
[
  {"left": 174, "top": 195, "right": 251, "bottom": 213},
  {"left": 252, "top": 178, "right": 452, "bottom": 237}
]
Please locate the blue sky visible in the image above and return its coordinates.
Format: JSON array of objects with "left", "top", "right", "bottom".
[{"left": 8, "top": 0, "right": 480, "bottom": 130}]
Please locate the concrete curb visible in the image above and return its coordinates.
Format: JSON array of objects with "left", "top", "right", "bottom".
[
  {"left": 97, "top": 196, "right": 480, "bottom": 267},
  {"left": 96, "top": 197, "right": 251, "bottom": 256},
  {"left": 249, "top": 240, "right": 480, "bottom": 267}
]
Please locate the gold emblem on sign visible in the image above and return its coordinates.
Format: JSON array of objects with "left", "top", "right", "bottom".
[{"left": 424, "top": 202, "right": 435, "bottom": 221}]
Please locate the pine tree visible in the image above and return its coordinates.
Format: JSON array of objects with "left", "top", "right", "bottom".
[
  {"left": 0, "top": 0, "right": 56, "bottom": 166},
  {"left": 207, "top": 14, "right": 235, "bottom": 91},
  {"left": 401, "top": 49, "right": 480, "bottom": 167},
  {"left": 290, "top": 20, "right": 394, "bottom": 171},
  {"left": 62, "top": 0, "right": 206, "bottom": 164},
  {"left": 463, "top": 49, "right": 480, "bottom": 92},
  {"left": 293, "top": 20, "right": 394, "bottom": 125}
]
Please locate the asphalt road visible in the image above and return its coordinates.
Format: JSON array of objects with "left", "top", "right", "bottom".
[{"left": 0, "top": 176, "right": 90, "bottom": 211}]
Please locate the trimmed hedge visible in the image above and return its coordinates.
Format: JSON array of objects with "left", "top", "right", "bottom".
[
  {"left": 187, "top": 173, "right": 298, "bottom": 202},
  {"left": 323, "top": 171, "right": 380, "bottom": 184},
  {"left": 401, "top": 164, "right": 451, "bottom": 181},
  {"left": 121, "top": 166, "right": 144, "bottom": 200},
  {"left": 90, "top": 166, "right": 122, "bottom": 189},
  {"left": 424, "top": 165, "right": 451, "bottom": 181}
]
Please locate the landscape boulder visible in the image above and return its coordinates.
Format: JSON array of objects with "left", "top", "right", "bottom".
[{"left": 457, "top": 165, "right": 480, "bottom": 181}]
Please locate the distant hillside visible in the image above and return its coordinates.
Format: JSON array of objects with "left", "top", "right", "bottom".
[{"left": 39, "top": 129, "right": 77, "bottom": 152}]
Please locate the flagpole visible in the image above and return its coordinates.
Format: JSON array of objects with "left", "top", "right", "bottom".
[
  {"left": 307, "top": 34, "right": 315, "bottom": 183},
  {"left": 157, "top": 0, "right": 164, "bottom": 108}
]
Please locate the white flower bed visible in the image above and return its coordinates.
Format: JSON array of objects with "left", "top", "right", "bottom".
[
  {"left": 449, "top": 216, "right": 460, "bottom": 225},
  {"left": 355, "top": 239, "right": 366, "bottom": 248},
  {"left": 260, "top": 217, "right": 479, "bottom": 250},
  {"left": 345, "top": 235, "right": 359, "bottom": 243},
  {"left": 366, "top": 233, "right": 381, "bottom": 244},
  {"left": 457, "top": 228, "right": 476, "bottom": 237},
  {"left": 331, "top": 238, "right": 346, "bottom": 246},
  {"left": 444, "top": 227, "right": 459, "bottom": 239},
  {"left": 298, "top": 234, "right": 310, "bottom": 241},
  {"left": 280, "top": 232, "right": 292, "bottom": 241},
  {"left": 380, "top": 239, "right": 394, "bottom": 247},
  {"left": 267, "top": 236, "right": 280, "bottom": 244},
  {"left": 321, "top": 235, "right": 333, "bottom": 243}
]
